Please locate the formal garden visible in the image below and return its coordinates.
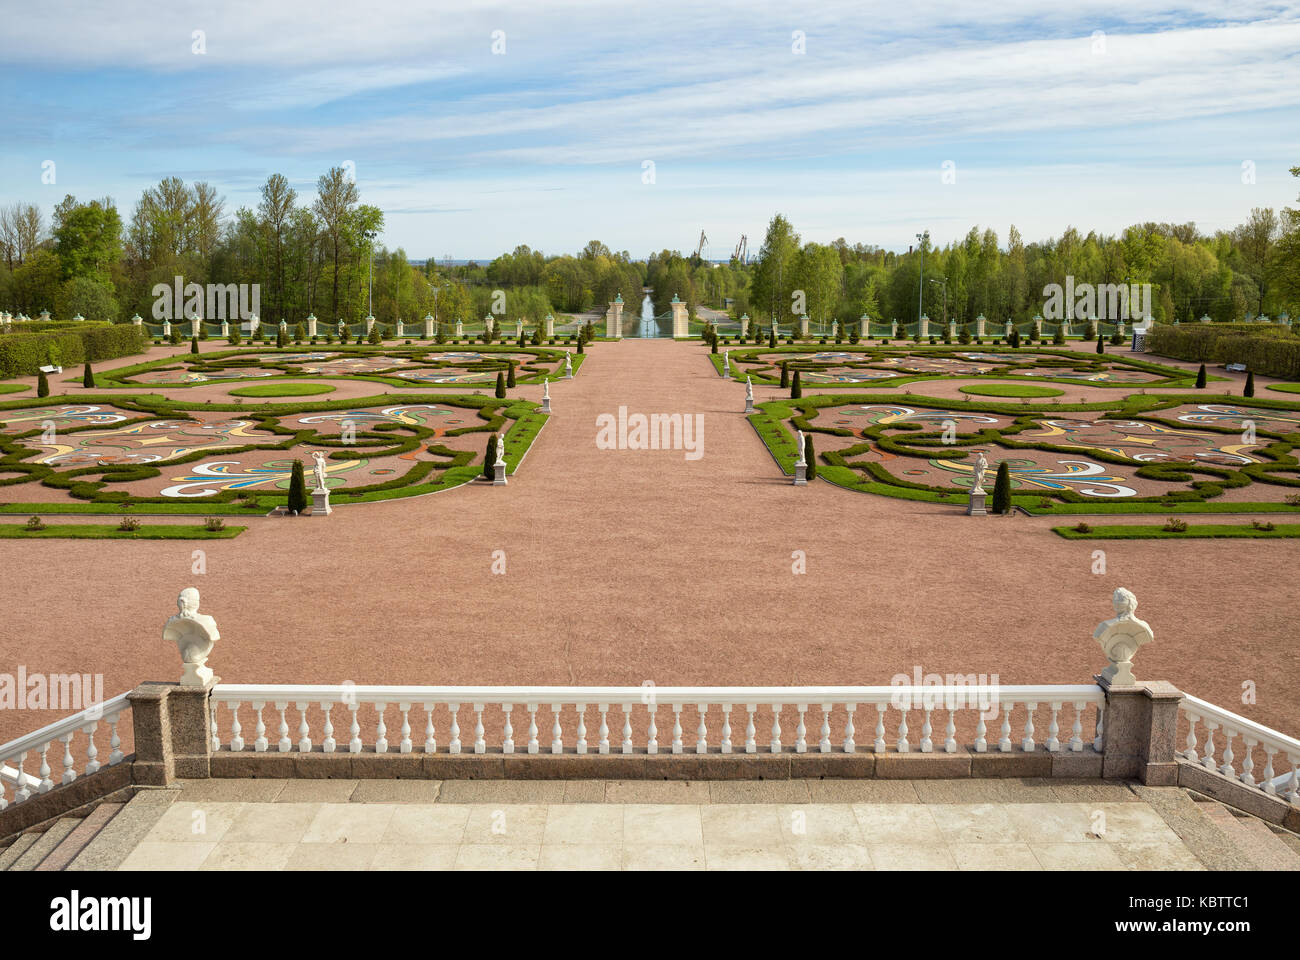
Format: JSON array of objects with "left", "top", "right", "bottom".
[
  {"left": 750, "top": 390, "right": 1300, "bottom": 515},
  {"left": 0, "top": 391, "right": 547, "bottom": 515}
]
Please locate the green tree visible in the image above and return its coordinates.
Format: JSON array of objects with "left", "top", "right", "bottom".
[
  {"left": 483, "top": 434, "right": 498, "bottom": 481},
  {"left": 991, "top": 460, "right": 1012, "bottom": 514},
  {"left": 804, "top": 433, "right": 816, "bottom": 480},
  {"left": 37, "top": 369, "right": 49, "bottom": 397},
  {"left": 313, "top": 167, "right": 360, "bottom": 319},
  {"left": 1096, "top": 332, "right": 1105, "bottom": 354},
  {"left": 791, "top": 370, "right": 802, "bottom": 399},
  {"left": 191, "top": 336, "right": 199, "bottom": 354},
  {"left": 82, "top": 361, "right": 93, "bottom": 388},
  {"left": 1244, "top": 371, "right": 1255, "bottom": 397},
  {"left": 495, "top": 370, "right": 506, "bottom": 398},
  {"left": 286, "top": 459, "right": 308, "bottom": 514},
  {"left": 506, "top": 362, "right": 516, "bottom": 388},
  {"left": 1196, "top": 363, "right": 1207, "bottom": 388}
]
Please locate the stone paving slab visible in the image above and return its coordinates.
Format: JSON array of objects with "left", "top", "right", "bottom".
[
  {"left": 69, "top": 789, "right": 180, "bottom": 871},
  {"left": 100, "top": 791, "right": 1223, "bottom": 871}
]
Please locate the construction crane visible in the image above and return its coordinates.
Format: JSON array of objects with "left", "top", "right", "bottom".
[
  {"left": 732, "top": 234, "right": 748, "bottom": 264},
  {"left": 694, "top": 230, "right": 708, "bottom": 260}
]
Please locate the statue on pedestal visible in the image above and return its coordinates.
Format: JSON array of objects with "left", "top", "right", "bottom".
[
  {"left": 312, "top": 450, "right": 329, "bottom": 492},
  {"left": 1094, "top": 587, "right": 1153, "bottom": 686},
  {"left": 971, "top": 451, "right": 988, "bottom": 494}
]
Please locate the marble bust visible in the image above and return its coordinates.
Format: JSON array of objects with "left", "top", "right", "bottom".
[
  {"left": 163, "top": 587, "right": 219, "bottom": 687},
  {"left": 1093, "top": 587, "right": 1153, "bottom": 686}
]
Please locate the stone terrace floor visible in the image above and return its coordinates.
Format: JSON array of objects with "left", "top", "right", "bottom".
[{"left": 52, "top": 777, "right": 1298, "bottom": 871}]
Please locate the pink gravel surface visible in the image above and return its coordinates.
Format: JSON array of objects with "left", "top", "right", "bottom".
[{"left": 0, "top": 339, "right": 1297, "bottom": 746}]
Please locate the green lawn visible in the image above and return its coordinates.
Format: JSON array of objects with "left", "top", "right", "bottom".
[
  {"left": 0, "top": 383, "right": 28, "bottom": 395},
  {"left": 1052, "top": 523, "right": 1300, "bottom": 539},
  {"left": 229, "top": 382, "right": 336, "bottom": 397},
  {"left": 1266, "top": 383, "right": 1300, "bottom": 394},
  {"left": 958, "top": 383, "right": 1065, "bottom": 398},
  {"left": 0, "top": 523, "right": 246, "bottom": 539}
]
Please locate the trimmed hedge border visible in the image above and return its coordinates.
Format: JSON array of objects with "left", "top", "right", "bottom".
[
  {"left": 1052, "top": 523, "right": 1300, "bottom": 539},
  {"left": 0, "top": 323, "right": 149, "bottom": 378}
]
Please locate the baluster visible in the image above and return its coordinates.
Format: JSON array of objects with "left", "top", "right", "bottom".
[
  {"left": 871, "top": 704, "right": 884, "bottom": 753},
  {"left": 375, "top": 702, "right": 389, "bottom": 754},
  {"left": 897, "top": 708, "right": 910, "bottom": 753},
  {"left": 1261, "top": 747, "right": 1276, "bottom": 795},
  {"left": 527, "top": 704, "right": 540, "bottom": 755},
  {"left": 974, "top": 709, "right": 988, "bottom": 753},
  {"left": 1070, "top": 701, "right": 1085, "bottom": 753},
  {"left": 665, "top": 704, "right": 677, "bottom": 755},
  {"left": 229, "top": 702, "right": 244, "bottom": 751},
  {"left": 744, "top": 705, "right": 757, "bottom": 754},
  {"left": 424, "top": 703, "right": 436, "bottom": 753},
  {"left": 770, "top": 704, "right": 783, "bottom": 754},
  {"left": 1239, "top": 736, "right": 1256, "bottom": 786},
  {"left": 794, "top": 705, "right": 807, "bottom": 754},
  {"left": 720, "top": 705, "right": 733, "bottom": 754},
  {"left": 38, "top": 741, "right": 53, "bottom": 793},
  {"left": 1046, "top": 702, "right": 1061, "bottom": 752},
  {"left": 13, "top": 752, "right": 30, "bottom": 803},
  {"left": 649, "top": 705, "right": 661, "bottom": 755},
  {"left": 696, "top": 705, "right": 709, "bottom": 755},
  {"left": 818, "top": 703, "right": 832, "bottom": 754},
  {"left": 920, "top": 707, "right": 933, "bottom": 753},
  {"left": 844, "top": 704, "right": 858, "bottom": 754},
  {"left": 108, "top": 712, "right": 124, "bottom": 765},
  {"left": 0, "top": 774, "right": 6, "bottom": 810},
  {"left": 575, "top": 704, "right": 588, "bottom": 755},
  {"left": 1286, "top": 755, "right": 1300, "bottom": 803},
  {"left": 502, "top": 706, "right": 514, "bottom": 754},
  {"left": 999, "top": 702, "right": 1012, "bottom": 752},
  {"left": 253, "top": 701, "right": 268, "bottom": 752},
  {"left": 550, "top": 704, "right": 563, "bottom": 755},
  {"left": 276, "top": 702, "right": 291, "bottom": 753},
  {"left": 448, "top": 703, "right": 461, "bottom": 755},
  {"left": 84, "top": 721, "right": 100, "bottom": 775},
  {"left": 349, "top": 702, "right": 362, "bottom": 754},
  {"left": 1201, "top": 723, "right": 1217, "bottom": 769},
  {"left": 1022, "top": 701, "right": 1037, "bottom": 752},
  {"left": 292, "top": 702, "right": 310, "bottom": 753},
  {"left": 1218, "top": 727, "right": 1236, "bottom": 777},
  {"left": 1183, "top": 712, "right": 1200, "bottom": 761},
  {"left": 597, "top": 704, "right": 609, "bottom": 755},
  {"left": 398, "top": 703, "right": 412, "bottom": 754},
  {"left": 320, "top": 702, "right": 335, "bottom": 753},
  {"left": 1093, "top": 702, "right": 1104, "bottom": 752},
  {"left": 944, "top": 710, "right": 957, "bottom": 754},
  {"left": 210, "top": 702, "right": 220, "bottom": 754},
  {"left": 475, "top": 704, "right": 487, "bottom": 755},
  {"left": 60, "top": 733, "right": 76, "bottom": 785},
  {"left": 621, "top": 705, "right": 633, "bottom": 755}
]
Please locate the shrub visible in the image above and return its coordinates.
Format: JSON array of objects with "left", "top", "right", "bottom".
[
  {"left": 228, "top": 325, "right": 241, "bottom": 345},
  {"left": 1252, "top": 520, "right": 1275, "bottom": 531},
  {"left": 367, "top": 325, "right": 382, "bottom": 345},
  {"left": 37, "top": 369, "right": 49, "bottom": 397},
  {"left": 191, "top": 336, "right": 200, "bottom": 354},
  {"left": 82, "top": 361, "right": 94, "bottom": 387},
  {"left": 1053, "top": 325, "right": 1066, "bottom": 345},
  {"left": 286, "top": 459, "right": 308, "bottom": 514},
  {"left": 804, "top": 433, "right": 816, "bottom": 480},
  {"left": 1195, "top": 363, "right": 1207, "bottom": 388},
  {"left": 1008, "top": 329, "right": 1021, "bottom": 348},
  {"left": 0, "top": 323, "right": 149, "bottom": 378},
  {"left": 991, "top": 461, "right": 1012, "bottom": 514},
  {"left": 26, "top": 516, "right": 45, "bottom": 530},
  {"left": 483, "top": 434, "right": 498, "bottom": 481},
  {"left": 1096, "top": 333, "right": 1105, "bottom": 354},
  {"left": 506, "top": 362, "right": 516, "bottom": 388},
  {"left": 295, "top": 323, "right": 306, "bottom": 343},
  {"left": 203, "top": 517, "right": 226, "bottom": 532},
  {"left": 780, "top": 361, "right": 789, "bottom": 388},
  {"left": 1244, "top": 371, "right": 1255, "bottom": 397},
  {"left": 1073, "top": 522, "right": 1092, "bottom": 533},
  {"left": 1146, "top": 322, "right": 1300, "bottom": 379},
  {"left": 577, "top": 338, "right": 584, "bottom": 354},
  {"left": 791, "top": 370, "right": 802, "bottom": 399},
  {"left": 1162, "top": 517, "right": 1189, "bottom": 533},
  {"left": 495, "top": 370, "right": 506, "bottom": 398},
  {"left": 117, "top": 516, "right": 141, "bottom": 532}
]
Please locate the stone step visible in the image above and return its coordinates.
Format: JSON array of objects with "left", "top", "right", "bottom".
[
  {"left": 0, "top": 832, "right": 39, "bottom": 870},
  {"left": 1235, "top": 813, "right": 1300, "bottom": 871},
  {"left": 1200, "top": 802, "right": 1300, "bottom": 871},
  {"left": 9, "top": 818, "right": 80, "bottom": 871},
  {"left": 36, "top": 803, "right": 124, "bottom": 872},
  {"left": 1134, "top": 786, "right": 1252, "bottom": 870}
]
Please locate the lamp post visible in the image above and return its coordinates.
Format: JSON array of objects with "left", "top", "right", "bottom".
[
  {"left": 915, "top": 231, "right": 930, "bottom": 330},
  {"left": 363, "top": 229, "right": 378, "bottom": 318}
]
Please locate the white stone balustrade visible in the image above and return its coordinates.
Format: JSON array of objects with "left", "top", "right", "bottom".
[
  {"left": 1178, "top": 695, "right": 1300, "bottom": 804},
  {"left": 0, "top": 693, "right": 131, "bottom": 810},
  {"left": 208, "top": 684, "right": 1103, "bottom": 757}
]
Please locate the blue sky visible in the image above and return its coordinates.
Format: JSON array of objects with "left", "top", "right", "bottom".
[{"left": 1, "top": 0, "right": 1298, "bottom": 259}]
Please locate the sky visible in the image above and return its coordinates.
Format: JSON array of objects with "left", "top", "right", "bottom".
[{"left": 1, "top": 0, "right": 1298, "bottom": 261}]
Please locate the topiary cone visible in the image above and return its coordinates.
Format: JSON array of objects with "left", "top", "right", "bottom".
[{"left": 991, "top": 460, "right": 1012, "bottom": 514}]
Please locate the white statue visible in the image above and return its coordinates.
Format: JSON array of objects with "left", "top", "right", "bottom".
[
  {"left": 494, "top": 434, "right": 506, "bottom": 466},
  {"left": 564, "top": 354, "right": 573, "bottom": 376},
  {"left": 543, "top": 379, "right": 550, "bottom": 400},
  {"left": 795, "top": 429, "right": 806, "bottom": 464},
  {"left": 1093, "top": 587, "right": 1153, "bottom": 686},
  {"left": 745, "top": 376, "right": 753, "bottom": 401},
  {"left": 971, "top": 451, "right": 988, "bottom": 493},
  {"left": 163, "top": 588, "right": 219, "bottom": 687},
  {"left": 312, "top": 450, "right": 329, "bottom": 492}
]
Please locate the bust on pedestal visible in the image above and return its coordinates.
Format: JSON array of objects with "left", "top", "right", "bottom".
[
  {"left": 163, "top": 588, "right": 220, "bottom": 687},
  {"left": 310, "top": 450, "right": 332, "bottom": 516},
  {"left": 966, "top": 451, "right": 988, "bottom": 515},
  {"left": 1094, "top": 587, "right": 1153, "bottom": 686}
]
